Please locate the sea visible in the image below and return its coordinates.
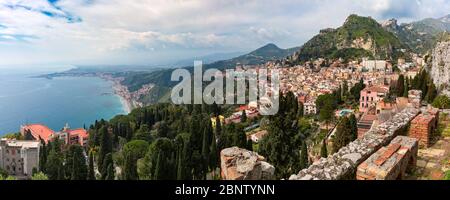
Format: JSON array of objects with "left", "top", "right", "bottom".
[{"left": 0, "top": 68, "right": 127, "bottom": 135}]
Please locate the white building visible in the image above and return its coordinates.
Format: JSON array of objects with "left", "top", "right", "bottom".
[
  {"left": 0, "top": 139, "right": 40, "bottom": 178},
  {"left": 304, "top": 101, "right": 317, "bottom": 115},
  {"left": 361, "top": 60, "right": 387, "bottom": 72}
]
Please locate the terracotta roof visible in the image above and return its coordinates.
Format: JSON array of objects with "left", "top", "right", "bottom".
[
  {"left": 23, "top": 124, "right": 55, "bottom": 143},
  {"left": 68, "top": 128, "right": 88, "bottom": 138},
  {"left": 362, "top": 85, "right": 389, "bottom": 93}
]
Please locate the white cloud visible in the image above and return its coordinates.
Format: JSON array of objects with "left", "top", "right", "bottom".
[{"left": 0, "top": 0, "right": 449, "bottom": 66}]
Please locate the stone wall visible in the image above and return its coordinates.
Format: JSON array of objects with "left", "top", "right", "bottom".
[
  {"left": 430, "top": 41, "right": 450, "bottom": 96},
  {"left": 289, "top": 107, "right": 419, "bottom": 180},
  {"left": 220, "top": 147, "right": 275, "bottom": 180},
  {"left": 356, "top": 136, "right": 418, "bottom": 180}
]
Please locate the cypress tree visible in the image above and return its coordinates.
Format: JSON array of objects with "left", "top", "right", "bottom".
[
  {"left": 209, "top": 132, "right": 218, "bottom": 175},
  {"left": 69, "top": 145, "right": 88, "bottom": 180},
  {"left": 88, "top": 150, "right": 96, "bottom": 180},
  {"left": 299, "top": 142, "right": 309, "bottom": 170},
  {"left": 320, "top": 139, "right": 328, "bottom": 158},
  {"left": 397, "top": 75, "right": 405, "bottom": 97},
  {"left": 241, "top": 110, "right": 247, "bottom": 123},
  {"left": 348, "top": 114, "right": 358, "bottom": 142},
  {"left": 98, "top": 126, "right": 112, "bottom": 176},
  {"left": 101, "top": 153, "right": 114, "bottom": 180}
]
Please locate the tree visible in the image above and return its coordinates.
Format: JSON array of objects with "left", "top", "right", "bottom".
[
  {"left": 123, "top": 140, "right": 149, "bottom": 180},
  {"left": 320, "top": 139, "right": 328, "bottom": 158},
  {"left": 31, "top": 172, "right": 49, "bottom": 180},
  {"left": 299, "top": 142, "right": 309, "bottom": 170},
  {"left": 68, "top": 145, "right": 88, "bottom": 180},
  {"left": 332, "top": 117, "right": 352, "bottom": 153},
  {"left": 101, "top": 153, "right": 114, "bottom": 180},
  {"left": 425, "top": 82, "right": 437, "bottom": 103},
  {"left": 348, "top": 114, "right": 358, "bottom": 142},
  {"left": 209, "top": 131, "right": 219, "bottom": 177},
  {"left": 88, "top": 150, "right": 96, "bottom": 180},
  {"left": 45, "top": 148, "right": 64, "bottom": 180},
  {"left": 38, "top": 138, "right": 47, "bottom": 173},
  {"left": 396, "top": 74, "right": 405, "bottom": 97},
  {"left": 98, "top": 126, "right": 112, "bottom": 177},
  {"left": 432, "top": 95, "right": 450, "bottom": 109},
  {"left": 241, "top": 110, "right": 247, "bottom": 123}
]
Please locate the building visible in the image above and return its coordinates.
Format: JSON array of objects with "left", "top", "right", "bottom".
[
  {"left": 0, "top": 139, "right": 40, "bottom": 178},
  {"left": 361, "top": 60, "right": 387, "bottom": 72},
  {"left": 359, "top": 85, "right": 389, "bottom": 113},
  {"left": 53, "top": 123, "right": 89, "bottom": 147},
  {"left": 20, "top": 123, "right": 89, "bottom": 147},
  {"left": 20, "top": 124, "right": 54, "bottom": 144},
  {"left": 304, "top": 101, "right": 317, "bottom": 115}
]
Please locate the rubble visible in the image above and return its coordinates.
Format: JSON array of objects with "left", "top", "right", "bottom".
[{"left": 220, "top": 147, "right": 275, "bottom": 180}]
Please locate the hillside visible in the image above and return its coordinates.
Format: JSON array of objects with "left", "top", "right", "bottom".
[
  {"left": 292, "top": 14, "right": 408, "bottom": 62},
  {"left": 382, "top": 14, "right": 450, "bottom": 53},
  {"left": 120, "top": 43, "right": 300, "bottom": 104}
]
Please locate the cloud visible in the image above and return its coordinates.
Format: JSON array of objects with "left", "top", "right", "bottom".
[{"left": 0, "top": 0, "right": 449, "bottom": 66}]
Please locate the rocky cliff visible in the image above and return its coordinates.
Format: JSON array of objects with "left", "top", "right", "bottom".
[{"left": 430, "top": 40, "right": 450, "bottom": 96}]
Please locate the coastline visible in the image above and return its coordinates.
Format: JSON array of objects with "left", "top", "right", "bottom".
[{"left": 106, "top": 76, "right": 134, "bottom": 114}]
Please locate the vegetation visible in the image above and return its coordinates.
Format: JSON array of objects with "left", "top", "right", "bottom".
[
  {"left": 432, "top": 95, "right": 450, "bottom": 109},
  {"left": 293, "top": 14, "right": 407, "bottom": 63},
  {"left": 258, "top": 91, "right": 312, "bottom": 179}
]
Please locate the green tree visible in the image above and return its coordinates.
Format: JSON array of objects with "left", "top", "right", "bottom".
[
  {"left": 348, "top": 114, "right": 358, "bottom": 142},
  {"left": 320, "top": 139, "right": 328, "bottom": 158},
  {"left": 432, "top": 95, "right": 450, "bottom": 109},
  {"left": 241, "top": 110, "right": 247, "bottom": 123},
  {"left": 101, "top": 153, "right": 114, "bottom": 180},
  {"left": 123, "top": 140, "right": 149, "bottom": 180},
  {"left": 45, "top": 148, "right": 64, "bottom": 180},
  {"left": 396, "top": 74, "right": 405, "bottom": 97},
  {"left": 88, "top": 150, "right": 96, "bottom": 180},
  {"left": 98, "top": 126, "right": 112, "bottom": 177},
  {"left": 299, "top": 142, "right": 309, "bottom": 170},
  {"left": 68, "top": 145, "right": 88, "bottom": 180},
  {"left": 332, "top": 117, "right": 352, "bottom": 153}
]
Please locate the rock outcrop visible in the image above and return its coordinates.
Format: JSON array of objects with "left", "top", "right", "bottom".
[
  {"left": 430, "top": 40, "right": 450, "bottom": 96},
  {"left": 220, "top": 147, "right": 275, "bottom": 180}
]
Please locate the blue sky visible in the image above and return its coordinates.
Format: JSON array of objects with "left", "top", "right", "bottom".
[{"left": 0, "top": 0, "right": 449, "bottom": 68}]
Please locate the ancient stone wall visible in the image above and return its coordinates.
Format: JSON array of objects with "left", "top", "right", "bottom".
[
  {"left": 356, "top": 136, "right": 418, "bottom": 180},
  {"left": 289, "top": 107, "right": 419, "bottom": 180},
  {"left": 220, "top": 147, "right": 275, "bottom": 180}
]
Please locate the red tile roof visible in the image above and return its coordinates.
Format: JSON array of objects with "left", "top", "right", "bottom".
[
  {"left": 23, "top": 124, "right": 55, "bottom": 143},
  {"left": 68, "top": 128, "right": 88, "bottom": 138}
]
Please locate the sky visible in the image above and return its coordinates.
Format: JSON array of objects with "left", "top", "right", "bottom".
[{"left": 0, "top": 0, "right": 449, "bottom": 68}]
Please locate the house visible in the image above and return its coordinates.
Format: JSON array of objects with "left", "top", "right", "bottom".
[
  {"left": 20, "top": 124, "right": 54, "bottom": 144},
  {"left": 248, "top": 130, "right": 268, "bottom": 143},
  {"left": 20, "top": 123, "right": 89, "bottom": 147},
  {"left": 0, "top": 139, "right": 40, "bottom": 178},
  {"left": 359, "top": 85, "right": 389, "bottom": 113},
  {"left": 52, "top": 123, "right": 89, "bottom": 147}
]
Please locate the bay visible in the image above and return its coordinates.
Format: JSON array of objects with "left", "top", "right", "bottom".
[{"left": 0, "top": 70, "right": 126, "bottom": 135}]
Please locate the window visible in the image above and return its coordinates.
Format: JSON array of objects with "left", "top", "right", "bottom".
[{"left": 6, "top": 149, "right": 9, "bottom": 154}]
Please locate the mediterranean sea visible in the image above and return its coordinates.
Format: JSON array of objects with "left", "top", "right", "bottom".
[{"left": 0, "top": 69, "right": 126, "bottom": 135}]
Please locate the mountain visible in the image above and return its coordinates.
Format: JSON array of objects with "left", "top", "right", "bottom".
[
  {"left": 171, "top": 51, "right": 245, "bottom": 67},
  {"left": 382, "top": 14, "right": 450, "bottom": 53},
  {"left": 119, "top": 43, "right": 300, "bottom": 104},
  {"left": 291, "top": 14, "right": 408, "bottom": 63}
]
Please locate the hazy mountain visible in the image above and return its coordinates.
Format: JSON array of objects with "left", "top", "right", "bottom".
[{"left": 382, "top": 14, "right": 450, "bottom": 53}]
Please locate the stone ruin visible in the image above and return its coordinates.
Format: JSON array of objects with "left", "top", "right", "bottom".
[
  {"left": 408, "top": 90, "right": 422, "bottom": 108},
  {"left": 356, "top": 136, "right": 418, "bottom": 180},
  {"left": 409, "top": 106, "right": 440, "bottom": 147},
  {"left": 220, "top": 147, "right": 275, "bottom": 180},
  {"left": 289, "top": 107, "right": 420, "bottom": 180}
]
